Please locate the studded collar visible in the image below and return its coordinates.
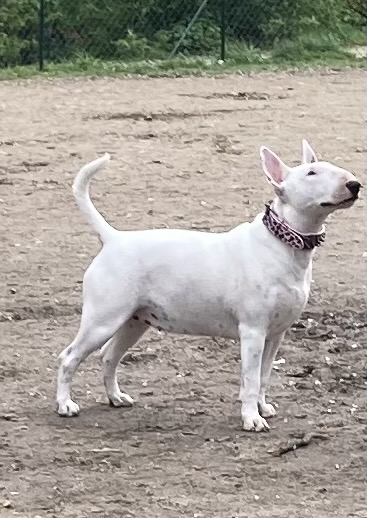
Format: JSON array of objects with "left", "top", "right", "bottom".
[{"left": 262, "top": 202, "right": 326, "bottom": 250}]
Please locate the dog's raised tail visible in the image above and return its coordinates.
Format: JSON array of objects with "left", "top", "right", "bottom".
[{"left": 72, "top": 154, "right": 115, "bottom": 242}]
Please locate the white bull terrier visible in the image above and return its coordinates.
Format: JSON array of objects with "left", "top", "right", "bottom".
[{"left": 56, "top": 140, "right": 361, "bottom": 431}]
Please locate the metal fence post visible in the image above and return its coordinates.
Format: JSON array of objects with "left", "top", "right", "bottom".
[
  {"left": 220, "top": 0, "right": 226, "bottom": 61},
  {"left": 38, "top": 0, "right": 45, "bottom": 70},
  {"left": 169, "top": 0, "right": 209, "bottom": 59}
]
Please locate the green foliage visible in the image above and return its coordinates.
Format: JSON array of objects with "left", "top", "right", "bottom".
[
  {"left": 346, "top": 0, "right": 367, "bottom": 22},
  {"left": 115, "top": 30, "right": 152, "bottom": 60},
  {"left": 0, "top": 0, "right": 38, "bottom": 66},
  {"left": 223, "top": 0, "right": 360, "bottom": 47},
  {"left": 0, "top": 0, "right": 365, "bottom": 67},
  {"left": 156, "top": 19, "right": 221, "bottom": 55}
]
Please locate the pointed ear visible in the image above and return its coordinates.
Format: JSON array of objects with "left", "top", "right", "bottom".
[
  {"left": 260, "top": 146, "right": 288, "bottom": 187},
  {"left": 302, "top": 139, "right": 318, "bottom": 164}
]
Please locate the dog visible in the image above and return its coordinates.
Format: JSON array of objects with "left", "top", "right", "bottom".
[{"left": 56, "top": 140, "right": 361, "bottom": 431}]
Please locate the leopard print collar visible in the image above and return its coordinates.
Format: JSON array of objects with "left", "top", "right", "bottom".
[{"left": 262, "top": 202, "right": 326, "bottom": 250}]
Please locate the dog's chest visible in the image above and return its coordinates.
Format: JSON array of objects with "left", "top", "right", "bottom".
[{"left": 267, "top": 279, "right": 310, "bottom": 334}]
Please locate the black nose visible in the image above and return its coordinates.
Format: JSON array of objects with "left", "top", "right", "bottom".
[{"left": 346, "top": 181, "right": 361, "bottom": 198}]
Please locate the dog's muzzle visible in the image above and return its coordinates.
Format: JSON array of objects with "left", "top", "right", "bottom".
[
  {"left": 321, "top": 180, "right": 362, "bottom": 207},
  {"left": 262, "top": 203, "right": 326, "bottom": 250}
]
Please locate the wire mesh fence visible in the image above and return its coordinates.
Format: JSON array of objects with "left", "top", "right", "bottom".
[{"left": 0, "top": 0, "right": 365, "bottom": 70}]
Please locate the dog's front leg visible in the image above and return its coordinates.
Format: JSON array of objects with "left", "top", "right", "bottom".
[
  {"left": 258, "top": 332, "right": 285, "bottom": 418},
  {"left": 239, "top": 324, "right": 269, "bottom": 432}
]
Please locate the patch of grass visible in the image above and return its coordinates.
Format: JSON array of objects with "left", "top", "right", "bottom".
[
  {"left": 0, "top": 40, "right": 364, "bottom": 81},
  {"left": 271, "top": 35, "right": 360, "bottom": 64},
  {"left": 338, "top": 24, "right": 366, "bottom": 46}
]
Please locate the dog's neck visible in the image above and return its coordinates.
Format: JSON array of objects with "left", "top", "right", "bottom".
[
  {"left": 262, "top": 198, "right": 326, "bottom": 252},
  {"left": 271, "top": 197, "right": 325, "bottom": 235}
]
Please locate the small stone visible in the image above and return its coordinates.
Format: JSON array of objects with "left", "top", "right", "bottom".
[
  {"left": 2, "top": 414, "right": 18, "bottom": 421},
  {"left": 273, "top": 358, "right": 285, "bottom": 365},
  {"left": 254, "top": 495, "right": 259, "bottom": 501},
  {"left": 2, "top": 501, "right": 12, "bottom": 508}
]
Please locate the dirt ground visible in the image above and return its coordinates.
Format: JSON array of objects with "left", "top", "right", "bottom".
[{"left": 0, "top": 69, "right": 365, "bottom": 518}]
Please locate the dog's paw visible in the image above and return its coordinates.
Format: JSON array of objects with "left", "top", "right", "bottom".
[
  {"left": 108, "top": 391, "right": 134, "bottom": 408},
  {"left": 242, "top": 414, "right": 270, "bottom": 432},
  {"left": 259, "top": 402, "right": 277, "bottom": 418},
  {"left": 56, "top": 399, "right": 80, "bottom": 417}
]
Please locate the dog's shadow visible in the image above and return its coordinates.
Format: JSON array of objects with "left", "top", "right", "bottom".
[{"left": 46, "top": 399, "right": 249, "bottom": 442}]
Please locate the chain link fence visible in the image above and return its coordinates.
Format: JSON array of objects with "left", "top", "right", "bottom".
[{"left": 0, "top": 0, "right": 365, "bottom": 70}]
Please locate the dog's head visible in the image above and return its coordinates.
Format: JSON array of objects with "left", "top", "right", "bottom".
[{"left": 260, "top": 140, "right": 361, "bottom": 223}]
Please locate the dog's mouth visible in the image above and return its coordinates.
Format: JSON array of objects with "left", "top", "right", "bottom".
[{"left": 320, "top": 195, "right": 357, "bottom": 208}]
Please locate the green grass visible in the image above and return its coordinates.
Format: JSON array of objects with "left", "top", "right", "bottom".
[
  {"left": 0, "top": 39, "right": 365, "bottom": 81},
  {"left": 271, "top": 34, "right": 362, "bottom": 64},
  {"left": 339, "top": 24, "right": 366, "bottom": 46}
]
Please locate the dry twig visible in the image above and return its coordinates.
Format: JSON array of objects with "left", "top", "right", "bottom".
[{"left": 268, "top": 432, "right": 329, "bottom": 457}]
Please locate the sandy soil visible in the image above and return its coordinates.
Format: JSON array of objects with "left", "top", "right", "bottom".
[{"left": 0, "top": 69, "right": 365, "bottom": 518}]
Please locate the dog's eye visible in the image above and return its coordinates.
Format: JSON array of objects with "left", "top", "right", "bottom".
[{"left": 307, "top": 170, "right": 317, "bottom": 176}]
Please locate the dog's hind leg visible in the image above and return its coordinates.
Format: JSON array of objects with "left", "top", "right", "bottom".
[
  {"left": 100, "top": 319, "right": 149, "bottom": 407},
  {"left": 56, "top": 311, "right": 134, "bottom": 417},
  {"left": 56, "top": 262, "right": 138, "bottom": 417}
]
